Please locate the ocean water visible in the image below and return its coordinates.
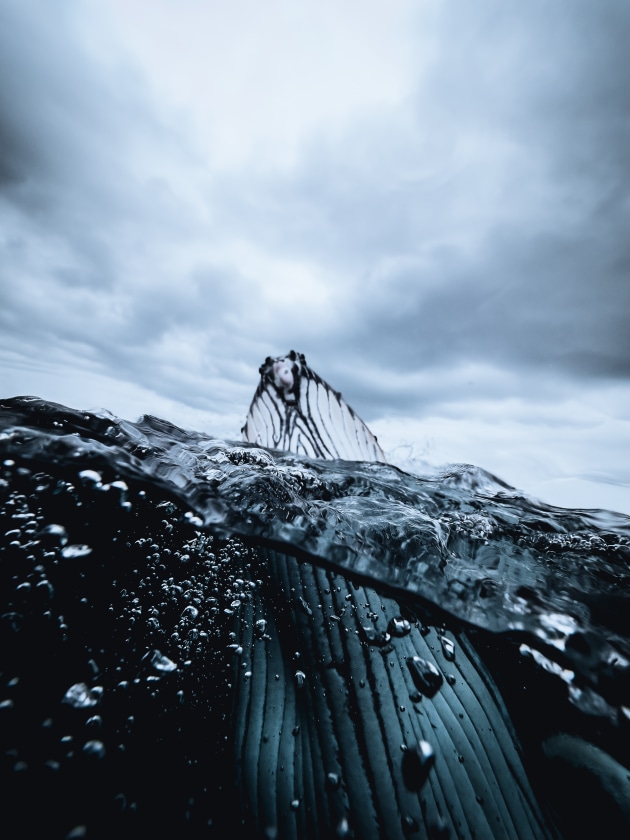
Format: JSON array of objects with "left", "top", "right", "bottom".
[{"left": 1, "top": 396, "right": 629, "bottom": 838}]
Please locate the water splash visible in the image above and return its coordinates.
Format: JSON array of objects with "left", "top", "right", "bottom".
[{"left": 1, "top": 396, "right": 629, "bottom": 705}]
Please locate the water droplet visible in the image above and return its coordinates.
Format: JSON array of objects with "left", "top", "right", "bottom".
[
  {"left": 402, "top": 814, "right": 419, "bottom": 834},
  {"left": 62, "top": 683, "right": 103, "bottom": 708},
  {"left": 439, "top": 636, "right": 455, "bottom": 661},
  {"left": 359, "top": 625, "right": 391, "bottom": 647},
  {"left": 299, "top": 597, "right": 313, "bottom": 616},
  {"left": 406, "top": 656, "right": 443, "bottom": 698},
  {"left": 326, "top": 772, "right": 340, "bottom": 790},
  {"left": 336, "top": 817, "right": 351, "bottom": 837},
  {"left": 388, "top": 616, "right": 411, "bottom": 637},
  {"left": 401, "top": 740, "right": 435, "bottom": 791}
]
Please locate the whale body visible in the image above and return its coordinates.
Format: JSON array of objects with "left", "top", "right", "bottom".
[{"left": 238, "top": 351, "right": 555, "bottom": 839}]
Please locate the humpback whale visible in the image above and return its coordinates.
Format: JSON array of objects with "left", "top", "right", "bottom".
[
  {"left": 1, "top": 367, "right": 628, "bottom": 837},
  {"left": 236, "top": 351, "right": 556, "bottom": 839}
]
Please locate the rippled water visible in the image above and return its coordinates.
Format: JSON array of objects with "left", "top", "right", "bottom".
[{"left": 1, "top": 396, "right": 629, "bottom": 838}]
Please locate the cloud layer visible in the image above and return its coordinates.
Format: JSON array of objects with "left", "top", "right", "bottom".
[{"left": 1, "top": 0, "right": 628, "bottom": 509}]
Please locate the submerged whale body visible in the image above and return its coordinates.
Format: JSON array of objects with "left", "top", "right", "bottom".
[
  {"left": 1, "top": 360, "right": 629, "bottom": 838},
  {"left": 239, "top": 351, "right": 552, "bottom": 838}
]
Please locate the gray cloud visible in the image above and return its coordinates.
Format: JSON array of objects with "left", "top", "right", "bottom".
[
  {"left": 202, "top": 0, "right": 630, "bottom": 420},
  {"left": 0, "top": 0, "right": 627, "bottom": 510}
]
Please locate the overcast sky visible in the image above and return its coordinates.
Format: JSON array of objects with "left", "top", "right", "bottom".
[{"left": 1, "top": 0, "right": 628, "bottom": 512}]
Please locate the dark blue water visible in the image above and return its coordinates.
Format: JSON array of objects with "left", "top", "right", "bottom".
[{"left": 1, "top": 396, "right": 629, "bottom": 838}]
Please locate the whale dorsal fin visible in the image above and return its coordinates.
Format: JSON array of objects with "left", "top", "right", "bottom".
[{"left": 242, "top": 350, "right": 386, "bottom": 463}]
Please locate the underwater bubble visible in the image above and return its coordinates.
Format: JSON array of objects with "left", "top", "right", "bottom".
[
  {"left": 62, "top": 683, "right": 103, "bottom": 708},
  {"left": 36, "top": 580, "right": 54, "bottom": 599},
  {"left": 294, "top": 670, "right": 306, "bottom": 688},
  {"left": 142, "top": 649, "right": 178, "bottom": 677},
  {"left": 519, "top": 644, "right": 574, "bottom": 684},
  {"left": 388, "top": 616, "right": 412, "bottom": 637},
  {"left": 78, "top": 470, "right": 103, "bottom": 485},
  {"left": 439, "top": 636, "right": 455, "bottom": 661},
  {"left": 407, "top": 657, "right": 443, "bottom": 698},
  {"left": 113, "top": 793, "right": 127, "bottom": 812},
  {"left": 401, "top": 740, "right": 435, "bottom": 791},
  {"left": 82, "top": 739, "right": 106, "bottom": 759},
  {"left": 61, "top": 544, "right": 93, "bottom": 559},
  {"left": 65, "top": 825, "right": 87, "bottom": 839},
  {"left": 86, "top": 715, "right": 102, "bottom": 729},
  {"left": 38, "top": 523, "right": 69, "bottom": 546},
  {"left": 44, "top": 759, "right": 61, "bottom": 772},
  {"left": 181, "top": 605, "right": 199, "bottom": 621},
  {"left": 290, "top": 799, "right": 300, "bottom": 811}
]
